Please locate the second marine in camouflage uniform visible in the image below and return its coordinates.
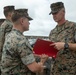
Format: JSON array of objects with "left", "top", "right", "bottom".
[
  {"left": 49, "top": 21, "right": 76, "bottom": 75},
  {"left": 0, "top": 6, "right": 15, "bottom": 51},
  {"left": 49, "top": 2, "right": 76, "bottom": 75},
  {"left": 0, "top": 6, "right": 15, "bottom": 74},
  {"left": 1, "top": 9, "right": 48, "bottom": 75}
]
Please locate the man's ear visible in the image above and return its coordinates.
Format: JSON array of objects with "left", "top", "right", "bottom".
[
  {"left": 8, "top": 12, "right": 12, "bottom": 17},
  {"left": 9, "top": 12, "right": 14, "bottom": 18},
  {"left": 19, "top": 17, "right": 24, "bottom": 25}
]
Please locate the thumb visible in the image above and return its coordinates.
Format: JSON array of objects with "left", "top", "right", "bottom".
[{"left": 50, "top": 43, "right": 55, "bottom": 46}]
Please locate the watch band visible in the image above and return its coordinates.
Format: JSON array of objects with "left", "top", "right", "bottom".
[{"left": 64, "top": 42, "right": 69, "bottom": 49}]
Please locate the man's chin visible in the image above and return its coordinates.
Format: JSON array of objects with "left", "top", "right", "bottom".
[
  {"left": 25, "top": 29, "right": 29, "bottom": 31},
  {"left": 54, "top": 19, "right": 58, "bottom": 22}
]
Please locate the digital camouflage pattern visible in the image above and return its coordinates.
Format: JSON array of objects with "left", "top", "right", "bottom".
[
  {"left": 49, "top": 2, "right": 64, "bottom": 15},
  {"left": 49, "top": 20, "right": 76, "bottom": 75},
  {"left": 1, "top": 29, "right": 35, "bottom": 75},
  {"left": 0, "top": 19, "right": 13, "bottom": 71},
  {"left": 0, "top": 19, "right": 5, "bottom": 26}
]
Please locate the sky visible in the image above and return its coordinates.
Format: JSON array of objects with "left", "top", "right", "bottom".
[{"left": 0, "top": 0, "right": 76, "bottom": 36}]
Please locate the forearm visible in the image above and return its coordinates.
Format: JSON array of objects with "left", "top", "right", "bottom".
[
  {"left": 37, "top": 62, "right": 45, "bottom": 73},
  {"left": 27, "top": 54, "right": 48, "bottom": 73},
  {"left": 27, "top": 61, "right": 45, "bottom": 73},
  {"left": 68, "top": 43, "right": 76, "bottom": 51}
]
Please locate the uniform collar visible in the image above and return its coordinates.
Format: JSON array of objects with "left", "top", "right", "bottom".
[
  {"left": 56, "top": 20, "right": 69, "bottom": 31},
  {"left": 5, "top": 19, "right": 12, "bottom": 22},
  {"left": 12, "top": 29, "right": 23, "bottom": 35}
]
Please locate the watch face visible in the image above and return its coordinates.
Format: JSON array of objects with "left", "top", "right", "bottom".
[{"left": 64, "top": 43, "right": 69, "bottom": 49}]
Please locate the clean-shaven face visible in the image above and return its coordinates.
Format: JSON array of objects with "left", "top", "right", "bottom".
[
  {"left": 52, "top": 9, "right": 65, "bottom": 22},
  {"left": 22, "top": 18, "right": 30, "bottom": 31}
]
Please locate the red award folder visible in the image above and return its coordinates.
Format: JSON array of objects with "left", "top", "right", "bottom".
[{"left": 33, "top": 39, "right": 58, "bottom": 58}]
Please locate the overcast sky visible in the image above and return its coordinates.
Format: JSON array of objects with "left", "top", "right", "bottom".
[{"left": 0, "top": 0, "right": 76, "bottom": 36}]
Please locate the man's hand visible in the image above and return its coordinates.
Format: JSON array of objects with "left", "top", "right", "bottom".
[
  {"left": 50, "top": 42, "right": 65, "bottom": 50},
  {"left": 40, "top": 54, "right": 48, "bottom": 64}
]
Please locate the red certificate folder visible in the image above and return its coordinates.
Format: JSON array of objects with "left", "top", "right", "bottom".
[{"left": 33, "top": 39, "right": 58, "bottom": 58}]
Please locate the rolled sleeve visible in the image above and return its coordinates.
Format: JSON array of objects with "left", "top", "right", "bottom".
[{"left": 21, "top": 53, "right": 35, "bottom": 65}]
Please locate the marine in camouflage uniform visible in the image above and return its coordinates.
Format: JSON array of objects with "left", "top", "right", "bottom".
[
  {"left": 49, "top": 21, "right": 76, "bottom": 75},
  {"left": 49, "top": 2, "right": 76, "bottom": 75},
  {"left": 1, "top": 9, "right": 48, "bottom": 75},
  {"left": 0, "top": 6, "right": 15, "bottom": 74},
  {"left": 1, "top": 29, "right": 35, "bottom": 75}
]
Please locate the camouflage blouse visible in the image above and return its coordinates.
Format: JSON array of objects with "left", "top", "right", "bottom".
[
  {"left": 49, "top": 20, "right": 76, "bottom": 75},
  {"left": 1, "top": 29, "right": 35, "bottom": 75},
  {"left": 0, "top": 19, "right": 13, "bottom": 61}
]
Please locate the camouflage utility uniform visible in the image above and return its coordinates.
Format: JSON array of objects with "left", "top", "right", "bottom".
[
  {"left": 1, "top": 29, "right": 35, "bottom": 75},
  {"left": 49, "top": 20, "right": 76, "bottom": 75},
  {"left": 0, "top": 19, "right": 5, "bottom": 26},
  {"left": 0, "top": 19, "right": 13, "bottom": 70}
]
